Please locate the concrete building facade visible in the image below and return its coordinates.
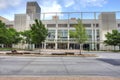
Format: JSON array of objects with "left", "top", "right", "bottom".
[
  {"left": 36, "top": 12, "right": 119, "bottom": 50},
  {"left": 26, "top": 1, "right": 41, "bottom": 20}
]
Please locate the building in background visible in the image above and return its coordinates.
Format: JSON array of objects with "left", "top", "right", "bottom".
[
  {"left": 0, "top": 16, "right": 14, "bottom": 28},
  {"left": 14, "top": 14, "right": 30, "bottom": 31},
  {"left": 1, "top": 1, "right": 120, "bottom": 50},
  {"left": 14, "top": 1, "right": 41, "bottom": 32},
  {"left": 26, "top": 1, "right": 41, "bottom": 20}
]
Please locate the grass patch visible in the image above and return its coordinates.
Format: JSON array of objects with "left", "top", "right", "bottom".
[
  {"left": 0, "top": 48, "right": 33, "bottom": 51},
  {"left": 111, "top": 50, "right": 120, "bottom": 52},
  {"left": 0, "top": 48, "right": 12, "bottom": 51}
]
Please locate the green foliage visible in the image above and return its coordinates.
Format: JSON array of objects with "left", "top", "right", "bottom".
[
  {"left": 0, "top": 20, "right": 8, "bottom": 44},
  {"left": 0, "top": 20, "right": 21, "bottom": 45},
  {"left": 20, "top": 30, "right": 32, "bottom": 44},
  {"left": 104, "top": 30, "right": 120, "bottom": 50},
  {"left": 30, "top": 19, "right": 48, "bottom": 44},
  {"left": 7, "top": 28, "right": 22, "bottom": 44},
  {"left": 69, "top": 19, "right": 88, "bottom": 44}
]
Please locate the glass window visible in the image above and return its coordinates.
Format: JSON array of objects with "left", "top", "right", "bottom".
[
  {"left": 47, "top": 24, "right": 56, "bottom": 27},
  {"left": 93, "top": 24, "right": 99, "bottom": 27},
  {"left": 86, "top": 29, "right": 92, "bottom": 41},
  {"left": 83, "top": 24, "right": 91, "bottom": 27},
  {"left": 48, "top": 30, "right": 55, "bottom": 38},
  {"left": 58, "top": 30, "right": 68, "bottom": 38},
  {"left": 96, "top": 30, "right": 100, "bottom": 41},
  {"left": 70, "top": 24, "right": 77, "bottom": 27},
  {"left": 96, "top": 24, "right": 99, "bottom": 27},
  {"left": 58, "top": 24, "right": 67, "bottom": 27},
  {"left": 118, "top": 24, "right": 120, "bottom": 27}
]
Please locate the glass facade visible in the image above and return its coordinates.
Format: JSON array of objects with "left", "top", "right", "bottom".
[
  {"left": 86, "top": 29, "right": 92, "bottom": 41},
  {"left": 47, "top": 30, "right": 55, "bottom": 41},
  {"left": 58, "top": 30, "right": 68, "bottom": 41}
]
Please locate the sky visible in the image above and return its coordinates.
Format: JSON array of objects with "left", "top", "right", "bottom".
[{"left": 0, "top": 0, "right": 120, "bottom": 20}]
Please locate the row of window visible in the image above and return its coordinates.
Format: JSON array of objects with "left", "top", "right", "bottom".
[
  {"left": 47, "top": 23, "right": 120, "bottom": 27},
  {"left": 47, "top": 24, "right": 99, "bottom": 27},
  {"left": 47, "top": 29, "right": 100, "bottom": 39}
]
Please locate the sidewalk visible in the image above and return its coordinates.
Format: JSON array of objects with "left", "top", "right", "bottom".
[{"left": 0, "top": 76, "right": 119, "bottom": 80}]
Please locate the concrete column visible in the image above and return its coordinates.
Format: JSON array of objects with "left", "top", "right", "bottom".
[
  {"left": 94, "top": 29, "right": 97, "bottom": 50},
  {"left": 44, "top": 42, "right": 46, "bottom": 49},
  {"left": 55, "top": 42, "right": 57, "bottom": 49},
  {"left": 42, "top": 43, "right": 44, "bottom": 49},
  {"left": 91, "top": 25, "right": 94, "bottom": 50},
  {"left": 67, "top": 42, "right": 69, "bottom": 50}
]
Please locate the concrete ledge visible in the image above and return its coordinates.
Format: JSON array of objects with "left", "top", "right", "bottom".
[
  {"left": 65, "top": 52, "right": 74, "bottom": 55},
  {"left": 51, "top": 52, "right": 66, "bottom": 55}
]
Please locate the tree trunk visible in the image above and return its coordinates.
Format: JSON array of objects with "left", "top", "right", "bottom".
[
  {"left": 79, "top": 44, "right": 82, "bottom": 55},
  {"left": 1, "top": 44, "right": 4, "bottom": 48},
  {"left": 114, "top": 46, "right": 115, "bottom": 51},
  {"left": 39, "top": 44, "right": 41, "bottom": 54},
  {"left": 119, "top": 45, "right": 120, "bottom": 51}
]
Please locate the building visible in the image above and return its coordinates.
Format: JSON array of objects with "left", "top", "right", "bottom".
[
  {"left": 14, "top": 14, "right": 30, "bottom": 31},
  {"left": 26, "top": 1, "right": 41, "bottom": 20},
  {"left": 14, "top": 1, "right": 41, "bottom": 32},
  {"left": 41, "top": 12, "right": 118, "bottom": 50},
  {"left": 0, "top": 16, "right": 14, "bottom": 28},
  {"left": 1, "top": 1, "right": 120, "bottom": 50}
]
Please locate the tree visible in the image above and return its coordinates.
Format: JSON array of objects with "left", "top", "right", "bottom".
[
  {"left": 20, "top": 30, "right": 32, "bottom": 49},
  {"left": 104, "top": 30, "right": 120, "bottom": 51},
  {"left": 0, "top": 20, "right": 8, "bottom": 45},
  {"left": 30, "top": 19, "right": 48, "bottom": 51},
  {"left": 69, "top": 19, "right": 88, "bottom": 54},
  {"left": 118, "top": 32, "right": 120, "bottom": 50},
  {"left": 0, "top": 20, "right": 22, "bottom": 48}
]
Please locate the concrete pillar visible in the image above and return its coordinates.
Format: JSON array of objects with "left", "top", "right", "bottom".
[
  {"left": 67, "top": 42, "right": 69, "bottom": 50},
  {"left": 55, "top": 42, "right": 57, "bottom": 49},
  {"left": 44, "top": 42, "right": 46, "bottom": 49},
  {"left": 94, "top": 29, "right": 97, "bottom": 50},
  {"left": 91, "top": 26, "right": 94, "bottom": 50}
]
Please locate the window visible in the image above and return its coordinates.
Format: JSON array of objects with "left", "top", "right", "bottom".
[
  {"left": 96, "top": 24, "right": 99, "bottom": 27},
  {"left": 58, "top": 24, "right": 67, "bottom": 27},
  {"left": 118, "top": 24, "right": 120, "bottom": 27},
  {"left": 47, "top": 24, "right": 56, "bottom": 27},
  {"left": 70, "top": 24, "right": 76, "bottom": 27},
  {"left": 48, "top": 30, "right": 55, "bottom": 38},
  {"left": 58, "top": 30, "right": 68, "bottom": 38},
  {"left": 93, "top": 24, "right": 99, "bottom": 27},
  {"left": 86, "top": 29, "right": 92, "bottom": 41},
  {"left": 83, "top": 24, "right": 91, "bottom": 27}
]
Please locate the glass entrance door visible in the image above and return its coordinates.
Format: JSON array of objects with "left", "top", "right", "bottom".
[{"left": 58, "top": 43, "right": 67, "bottom": 49}]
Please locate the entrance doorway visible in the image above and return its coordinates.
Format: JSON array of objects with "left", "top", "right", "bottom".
[
  {"left": 83, "top": 44, "right": 90, "bottom": 50},
  {"left": 58, "top": 43, "right": 67, "bottom": 49},
  {"left": 46, "top": 43, "right": 55, "bottom": 49},
  {"left": 69, "top": 43, "right": 80, "bottom": 49}
]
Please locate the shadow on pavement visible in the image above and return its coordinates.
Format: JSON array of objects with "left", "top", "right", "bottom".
[{"left": 97, "top": 59, "right": 120, "bottom": 66}]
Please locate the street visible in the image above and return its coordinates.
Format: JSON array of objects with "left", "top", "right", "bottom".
[{"left": 0, "top": 52, "right": 120, "bottom": 77}]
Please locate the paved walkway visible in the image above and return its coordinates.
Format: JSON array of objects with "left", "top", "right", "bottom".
[{"left": 0, "top": 77, "right": 120, "bottom": 80}]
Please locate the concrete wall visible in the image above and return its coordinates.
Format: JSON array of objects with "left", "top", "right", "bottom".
[
  {"left": 99, "top": 12, "right": 117, "bottom": 50},
  {"left": 14, "top": 14, "right": 30, "bottom": 32}
]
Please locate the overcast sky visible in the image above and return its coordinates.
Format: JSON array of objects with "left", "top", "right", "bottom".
[{"left": 0, "top": 0, "right": 120, "bottom": 20}]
